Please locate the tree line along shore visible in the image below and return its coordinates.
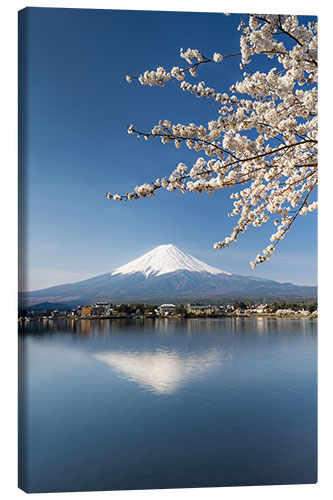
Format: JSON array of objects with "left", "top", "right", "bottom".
[{"left": 18, "top": 300, "right": 318, "bottom": 321}]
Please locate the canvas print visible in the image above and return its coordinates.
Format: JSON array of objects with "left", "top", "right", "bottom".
[{"left": 18, "top": 7, "right": 318, "bottom": 493}]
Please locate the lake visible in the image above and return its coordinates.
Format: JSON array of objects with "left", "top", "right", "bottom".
[{"left": 18, "top": 318, "right": 317, "bottom": 493}]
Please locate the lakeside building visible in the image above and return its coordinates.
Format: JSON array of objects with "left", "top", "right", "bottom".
[
  {"left": 186, "top": 304, "right": 219, "bottom": 315},
  {"left": 158, "top": 304, "right": 176, "bottom": 315},
  {"left": 92, "top": 302, "right": 111, "bottom": 316},
  {"left": 50, "top": 310, "right": 72, "bottom": 318},
  {"left": 276, "top": 308, "right": 311, "bottom": 317},
  {"left": 255, "top": 304, "right": 268, "bottom": 314},
  {"left": 81, "top": 305, "right": 94, "bottom": 317}
]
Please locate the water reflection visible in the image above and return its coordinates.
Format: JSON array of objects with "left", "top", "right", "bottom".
[
  {"left": 18, "top": 317, "right": 317, "bottom": 492},
  {"left": 94, "top": 347, "right": 230, "bottom": 395},
  {"left": 19, "top": 317, "right": 316, "bottom": 340}
]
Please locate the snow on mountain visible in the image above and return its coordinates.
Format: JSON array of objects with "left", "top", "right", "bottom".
[
  {"left": 93, "top": 348, "right": 225, "bottom": 395},
  {"left": 111, "top": 244, "right": 231, "bottom": 278}
]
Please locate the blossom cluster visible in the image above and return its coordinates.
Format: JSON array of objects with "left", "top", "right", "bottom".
[{"left": 107, "top": 14, "right": 318, "bottom": 268}]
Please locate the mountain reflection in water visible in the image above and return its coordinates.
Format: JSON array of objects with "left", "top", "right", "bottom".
[
  {"left": 94, "top": 348, "right": 230, "bottom": 395},
  {"left": 18, "top": 318, "right": 317, "bottom": 493}
]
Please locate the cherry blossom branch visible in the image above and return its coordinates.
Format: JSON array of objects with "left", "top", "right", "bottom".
[{"left": 108, "top": 14, "right": 317, "bottom": 268}]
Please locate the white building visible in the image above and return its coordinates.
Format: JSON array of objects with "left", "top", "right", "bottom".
[
  {"left": 159, "top": 304, "right": 176, "bottom": 315},
  {"left": 255, "top": 304, "right": 268, "bottom": 314}
]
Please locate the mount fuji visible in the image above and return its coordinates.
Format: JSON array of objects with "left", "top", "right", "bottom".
[
  {"left": 111, "top": 244, "right": 231, "bottom": 278},
  {"left": 19, "top": 244, "right": 317, "bottom": 307}
]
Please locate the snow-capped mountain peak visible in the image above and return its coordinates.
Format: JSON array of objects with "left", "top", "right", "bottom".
[
  {"left": 20, "top": 243, "right": 317, "bottom": 307},
  {"left": 110, "top": 244, "right": 231, "bottom": 278}
]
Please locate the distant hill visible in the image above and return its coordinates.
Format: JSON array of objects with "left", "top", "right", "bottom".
[
  {"left": 19, "top": 244, "right": 317, "bottom": 307},
  {"left": 19, "top": 301, "right": 72, "bottom": 311}
]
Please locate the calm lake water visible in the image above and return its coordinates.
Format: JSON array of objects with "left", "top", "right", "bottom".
[{"left": 18, "top": 318, "right": 317, "bottom": 493}]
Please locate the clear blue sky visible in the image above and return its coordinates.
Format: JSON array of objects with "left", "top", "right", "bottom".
[{"left": 18, "top": 7, "right": 317, "bottom": 290}]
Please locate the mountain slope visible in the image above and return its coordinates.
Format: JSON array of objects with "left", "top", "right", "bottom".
[
  {"left": 111, "top": 244, "right": 231, "bottom": 277},
  {"left": 19, "top": 244, "right": 317, "bottom": 307}
]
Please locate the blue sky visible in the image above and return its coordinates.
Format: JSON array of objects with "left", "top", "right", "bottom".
[{"left": 18, "top": 7, "right": 317, "bottom": 290}]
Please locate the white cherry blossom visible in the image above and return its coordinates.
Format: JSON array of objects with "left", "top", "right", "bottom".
[{"left": 106, "top": 14, "right": 317, "bottom": 268}]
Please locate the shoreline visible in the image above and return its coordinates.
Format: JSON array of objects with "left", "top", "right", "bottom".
[{"left": 18, "top": 313, "right": 318, "bottom": 322}]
